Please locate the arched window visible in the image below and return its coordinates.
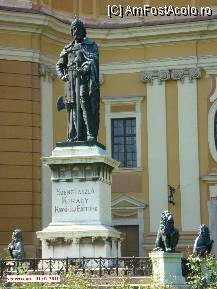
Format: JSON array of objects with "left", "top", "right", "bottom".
[
  {"left": 214, "top": 110, "right": 217, "bottom": 150},
  {"left": 208, "top": 101, "right": 217, "bottom": 162}
]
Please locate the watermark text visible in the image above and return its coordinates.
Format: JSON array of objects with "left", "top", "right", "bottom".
[
  {"left": 108, "top": 5, "right": 213, "bottom": 18},
  {"left": 7, "top": 275, "right": 60, "bottom": 283}
]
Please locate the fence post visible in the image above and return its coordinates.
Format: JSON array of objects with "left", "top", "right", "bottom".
[
  {"left": 49, "top": 257, "right": 52, "bottom": 273},
  {"left": 66, "top": 257, "right": 68, "bottom": 273},
  {"left": 133, "top": 256, "right": 136, "bottom": 276},
  {"left": 99, "top": 257, "right": 102, "bottom": 277},
  {"left": 116, "top": 257, "right": 119, "bottom": 276},
  {"left": 0, "top": 260, "right": 4, "bottom": 278},
  {"left": 82, "top": 257, "right": 85, "bottom": 274},
  {"left": 33, "top": 258, "right": 36, "bottom": 272}
]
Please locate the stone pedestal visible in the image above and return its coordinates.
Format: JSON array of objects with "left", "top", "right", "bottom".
[
  {"left": 149, "top": 252, "right": 186, "bottom": 287},
  {"left": 36, "top": 144, "right": 121, "bottom": 258}
]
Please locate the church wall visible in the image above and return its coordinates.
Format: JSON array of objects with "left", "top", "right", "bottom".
[
  {"left": 0, "top": 59, "right": 40, "bottom": 256},
  {"left": 145, "top": 42, "right": 197, "bottom": 59},
  {"left": 100, "top": 47, "right": 145, "bottom": 64},
  {"left": 101, "top": 73, "right": 145, "bottom": 97}
]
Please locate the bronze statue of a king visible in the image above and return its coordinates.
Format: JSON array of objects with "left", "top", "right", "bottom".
[{"left": 56, "top": 18, "right": 100, "bottom": 142}]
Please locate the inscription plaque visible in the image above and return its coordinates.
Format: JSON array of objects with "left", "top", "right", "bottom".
[{"left": 52, "top": 181, "right": 100, "bottom": 223}]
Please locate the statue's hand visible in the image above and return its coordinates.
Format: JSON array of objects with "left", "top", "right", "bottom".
[{"left": 61, "top": 75, "right": 69, "bottom": 82}]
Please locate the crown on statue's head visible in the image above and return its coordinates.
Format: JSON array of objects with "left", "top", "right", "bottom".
[{"left": 71, "top": 17, "right": 85, "bottom": 31}]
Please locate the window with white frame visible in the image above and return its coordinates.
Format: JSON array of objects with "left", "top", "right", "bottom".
[
  {"left": 111, "top": 118, "right": 137, "bottom": 168},
  {"left": 103, "top": 96, "right": 143, "bottom": 169}
]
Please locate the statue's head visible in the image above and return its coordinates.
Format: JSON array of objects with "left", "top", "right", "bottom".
[
  {"left": 12, "top": 229, "right": 22, "bottom": 241},
  {"left": 71, "top": 18, "right": 86, "bottom": 42},
  {"left": 199, "top": 224, "right": 210, "bottom": 240},
  {"left": 160, "top": 211, "right": 174, "bottom": 232}
]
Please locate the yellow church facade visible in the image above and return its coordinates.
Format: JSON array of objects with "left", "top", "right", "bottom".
[{"left": 0, "top": 0, "right": 217, "bottom": 257}]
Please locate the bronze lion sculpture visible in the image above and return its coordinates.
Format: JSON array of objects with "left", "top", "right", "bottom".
[
  {"left": 154, "top": 211, "right": 179, "bottom": 253},
  {"left": 193, "top": 224, "right": 214, "bottom": 257}
]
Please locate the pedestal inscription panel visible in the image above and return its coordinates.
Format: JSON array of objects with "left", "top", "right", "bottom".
[{"left": 52, "top": 180, "right": 111, "bottom": 225}]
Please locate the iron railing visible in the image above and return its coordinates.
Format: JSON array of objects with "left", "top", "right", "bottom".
[{"left": 0, "top": 257, "right": 152, "bottom": 278}]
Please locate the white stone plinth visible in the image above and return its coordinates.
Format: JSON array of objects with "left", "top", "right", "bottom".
[
  {"left": 36, "top": 145, "right": 121, "bottom": 258},
  {"left": 149, "top": 252, "right": 186, "bottom": 286},
  {"left": 37, "top": 224, "right": 121, "bottom": 258}
]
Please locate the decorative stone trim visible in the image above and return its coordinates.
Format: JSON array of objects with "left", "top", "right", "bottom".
[
  {"left": 64, "top": 238, "right": 73, "bottom": 245},
  {"left": 141, "top": 68, "right": 201, "bottom": 84},
  {"left": 141, "top": 71, "right": 156, "bottom": 84},
  {"left": 39, "top": 63, "right": 56, "bottom": 81},
  {"left": 72, "top": 238, "right": 80, "bottom": 244},
  {"left": 50, "top": 163, "right": 113, "bottom": 184},
  {"left": 158, "top": 70, "right": 170, "bottom": 83},
  {"left": 141, "top": 70, "right": 170, "bottom": 85},
  {"left": 189, "top": 67, "right": 201, "bottom": 81},
  {"left": 170, "top": 69, "right": 186, "bottom": 82}
]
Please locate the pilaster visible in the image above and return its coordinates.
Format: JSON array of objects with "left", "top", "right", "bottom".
[
  {"left": 174, "top": 68, "right": 201, "bottom": 231},
  {"left": 39, "top": 63, "right": 55, "bottom": 228},
  {"left": 141, "top": 70, "right": 169, "bottom": 232}
]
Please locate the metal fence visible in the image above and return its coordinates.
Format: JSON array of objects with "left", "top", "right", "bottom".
[{"left": 0, "top": 257, "right": 152, "bottom": 278}]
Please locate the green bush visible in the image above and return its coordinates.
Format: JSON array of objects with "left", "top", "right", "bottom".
[{"left": 187, "top": 255, "right": 217, "bottom": 288}]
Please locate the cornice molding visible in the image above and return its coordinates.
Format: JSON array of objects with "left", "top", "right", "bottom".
[
  {"left": 1, "top": 10, "right": 217, "bottom": 48},
  {"left": 201, "top": 174, "right": 217, "bottom": 183},
  {"left": 101, "top": 55, "right": 217, "bottom": 75},
  {"left": 0, "top": 46, "right": 56, "bottom": 68},
  {"left": 102, "top": 95, "right": 144, "bottom": 104}
]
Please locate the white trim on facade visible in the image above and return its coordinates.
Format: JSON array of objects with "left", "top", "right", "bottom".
[
  {"left": 0, "top": 0, "right": 32, "bottom": 8},
  {"left": 39, "top": 64, "right": 54, "bottom": 228},
  {"left": 100, "top": 55, "right": 217, "bottom": 75},
  {"left": 103, "top": 95, "right": 143, "bottom": 169},
  {"left": 112, "top": 195, "right": 145, "bottom": 257}
]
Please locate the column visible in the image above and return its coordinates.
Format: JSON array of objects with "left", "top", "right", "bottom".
[
  {"left": 111, "top": 238, "right": 117, "bottom": 257},
  {"left": 171, "top": 68, "right": 201, "bottom": 231},
  {"left": 142, "top": 70, "right": 170, "bottom": 232},
  {"left": 118, "top": 239, "right": 122, "bottom": 257},
  {"left": 103, "top": 238, "right": 111, "bottom": 257},
  {"left": 72, "top": 238, "right": 80, "bottom": 257},
  {"left": 138, "top": 208, "right": 144, "bottom": 256},
  {"left": 39, "top": 64, "right": 55, "bottom": 228}
]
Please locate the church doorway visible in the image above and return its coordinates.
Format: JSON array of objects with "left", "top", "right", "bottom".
[{"left": 115, "top": 225, "right": 139, "bottom": 257}]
